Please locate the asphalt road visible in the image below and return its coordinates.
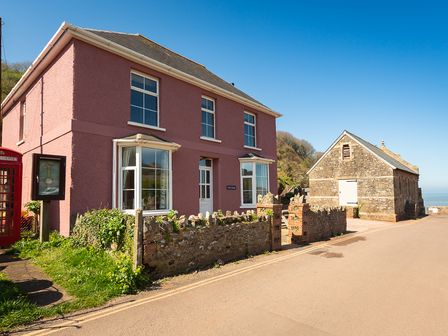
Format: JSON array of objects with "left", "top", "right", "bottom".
[{"left": 22, "top": 215, "right": 448, "bottom": 336}]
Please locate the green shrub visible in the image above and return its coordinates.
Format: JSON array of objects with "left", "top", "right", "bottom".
[
  {"left": 108, "top": 253, "right": 144, "bottom": 293},
  {"left": 71, "top": 209, "right": 134, "bottom": 251},
  {"left": 24, "top": 201, "right": 41, "bottom": 215}
]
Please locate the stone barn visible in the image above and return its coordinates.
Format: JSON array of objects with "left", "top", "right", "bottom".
[{"left": 307, "top": 130, "right": 424, "bottom": 222}]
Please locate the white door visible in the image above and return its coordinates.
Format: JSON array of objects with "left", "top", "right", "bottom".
[
  {"left": 338, "top": 180, "right": 358, "bottom": 206},
  {"left": 199, "top": 159, "right": 213, "bottom": 214}
]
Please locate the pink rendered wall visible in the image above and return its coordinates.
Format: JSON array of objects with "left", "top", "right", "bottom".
[
  {"left": 3, "top": 36, "right": 278, "bottom": 236},
  {"left": 2, "top": 42, "right": 75, "bottom": 236},
  {"left": 71, "top": 40, "right": 277, "bottom": 217}
]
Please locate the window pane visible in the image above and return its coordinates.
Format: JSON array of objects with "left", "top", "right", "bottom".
[
  {"left": 144, "top": 78, "right": 157, "bottom": 93},
  {"left": 201, "top": 124, "right": 207, "bottom": 137},
  {"left": 207, "top": 112, "right": 214, "bottom": 125},
  {"left": 256, "top": 163, "right": 268, "bottom": 177},
  {"left": 241, "top": 163, "right": 253, "bottom": 176},
  {"left": 245, "top": 135, "right": 255, "bottom": 147},
  {"left": 145, "top": 95, "right": 157, "bottom": 112},
  {"left": 142, "top": 168, "right": 156, "bottom": 189},
  {"left": 130, "top": 106, "right": 144, "bottom": 124},
  {"left": 122, "top": 190, "right": 135, "bottom": 210},
  {"left": 206, "top": 125, "right": 214, "bottom": 138},
  {"left": 207, "top": 99, "right": 214, "bottom": 111},
  {"left": 156, "top": 169, "right": 168, "bottom": 189},
  {"left": 131, "top": 89, "right": 143, "bottom": 107},
  {"left": 206, "top": 185, "right": 210, "bottom": 198},
  {"left": 122, "top": 147, "right": 136, "bottom": 167},
  {"left": 122, "top": 170, "right": 134, "bottom": 189},
  {"left": 156, "top": 150, "right": 169, "bottom": 169},
  {"left": 142, "top": 190, "right": 156, "bottom": 210},
  {"left": 156, "top": 190, "right": 168, "bottom": 210},
  {"left": 145, "top": 110, "right": 158, "bottom": 126},
  {"left": 243, "top": 177, "right": 252, "bottom": 191},
  {"left": 201, "top": 185, "right": 206, "bottom": 199},
  {"left": 142, "top": 148, "right": 156, "bottom": 168},
  {"left": 131, "top": 73, "right": 144, "bottom": 89},
  {"left": 244, "top": 124, "right": 254, "bottom": 136},
  {"left": 243, "top": 191, "right": 253, "bottom": 204},
  {"left": 202, "top": 111, "right": 207, "bottom": 124},
  {"left": 244, "top": 113, "right": 255, "bottom": 124}
]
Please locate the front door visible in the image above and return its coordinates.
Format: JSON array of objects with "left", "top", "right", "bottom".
[
  {"left": 338, "top": 179, "right": 358, "bottom": 206},
  {"left": 199, "top": 159, "right": 213, "bottom": 214}
]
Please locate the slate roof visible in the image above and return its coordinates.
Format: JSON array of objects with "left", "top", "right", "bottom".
[
  {"left": 84, "top": 29, "right": 267, "bottom": 108},
  {"left": 345, "top": 131, "right": 418, "bottom": 175}
]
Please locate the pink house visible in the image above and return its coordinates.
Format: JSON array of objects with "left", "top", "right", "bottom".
[{"left": 1, "top": 23, "right": 280, "bottom": 235}]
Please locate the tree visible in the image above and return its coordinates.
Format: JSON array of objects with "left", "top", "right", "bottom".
[
  {"left": 277, "top": 131, "right": 322, "bottom": 195},
  {"left": 1, "top": 62, "right": 28, "bottom": 101}
]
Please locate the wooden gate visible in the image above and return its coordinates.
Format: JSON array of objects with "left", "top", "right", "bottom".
[{"left": 0, "top": 148, "right": 22, "bottom": 247}]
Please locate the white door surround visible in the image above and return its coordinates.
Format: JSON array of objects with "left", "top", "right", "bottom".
[
  {"left": 199, "top": 159, "right": 213, "bottom": 214},
  {"left": 338, "top": 179, "right": 358, "bottom": 206}
]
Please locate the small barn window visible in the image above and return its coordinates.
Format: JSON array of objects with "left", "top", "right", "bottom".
[{"left": 342, "top": 144, "right": 351, "bottom": 159}]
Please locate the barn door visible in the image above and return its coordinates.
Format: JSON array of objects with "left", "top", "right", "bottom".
[{"left": 338, "top": 180, "right": 358, "bottom": 206}]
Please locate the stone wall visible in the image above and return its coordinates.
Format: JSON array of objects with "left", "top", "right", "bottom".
[
  {"left": 288, "top": 198, "right": 347, "bottom": 244},
  {"left": 393, "top": 170, "right": 424, "bottom": 220},
  {"left": 428, "top": 206, "right": 448, "bottom": 215},
  {"left": 142, "top": 211, "right": 273, "bottom": 278}
]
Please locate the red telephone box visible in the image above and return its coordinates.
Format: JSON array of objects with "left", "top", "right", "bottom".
[{"left": 0, "top": 148, "right": 22, "bottom": 247}]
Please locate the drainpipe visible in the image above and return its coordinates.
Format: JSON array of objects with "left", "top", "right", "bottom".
[{"left": 40, "top": 77, "right": 43, "bottom": 154}]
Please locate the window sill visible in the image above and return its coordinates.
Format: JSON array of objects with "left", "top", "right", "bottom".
[
  {"left": 200, "top": 136, "right": 222, "bottom": 143},
  {"left": 123, "top": 209, "right": 171, "bottom": 216},
  {"left": 244, "top": 145, "right": 262, "bottom": 151},
  {"left": 127, "top": 121, "right": 166, "bottom": 132},
  {"left": 240, "top": 204, "right": 256, "bottom": 209},
  {"left": 16, "top": 140, "right": 25, "bottom": 146}
]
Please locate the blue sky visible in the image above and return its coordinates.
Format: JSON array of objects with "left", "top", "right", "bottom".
[{"left": 2, "top": 0, "right": 447, "bottom": 192}]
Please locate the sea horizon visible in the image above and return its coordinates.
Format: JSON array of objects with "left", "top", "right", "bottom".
[{"left": 423, "top": 192, "right": 448, "bottom": 207}]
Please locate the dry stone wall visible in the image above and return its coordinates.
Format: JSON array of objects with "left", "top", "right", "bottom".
[{"left": 142, "top": 211, "right": 272, "bottom": 278}]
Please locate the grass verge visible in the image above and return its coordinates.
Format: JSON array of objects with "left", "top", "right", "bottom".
[{"left": 0, "top": 233, "right": 148, "bottom": 333}]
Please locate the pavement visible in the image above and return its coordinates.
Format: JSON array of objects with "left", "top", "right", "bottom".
[
  {"left": 13, "top": 215, "right": 448, "bottom": 336},
  {"left": 0, "top": 251, "right": 70, "bottom": 307}
]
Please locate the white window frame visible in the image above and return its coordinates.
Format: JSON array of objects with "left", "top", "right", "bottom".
[
  {"left": 243, "top": 111, "right": 257, "bottom": 149},
  {"left": 17, "top": 100, "right": 26, "bottom": 145},
  {"left": 239, "top": 158, "right": 273, "bottom": 208},
  {"left": 113, "top": 140, "right": 176, "bottom": 216},
  {"left": 130, "top": 70, "right": 160, "bottom": 129},
  {"left": 201, "top": 95, "right": 216, "bottom": 140}
]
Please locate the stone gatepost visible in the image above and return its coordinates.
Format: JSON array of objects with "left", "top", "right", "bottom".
[
  {"left": 257, "top": 193, "right": 282, "bottom": 251},
  {"left": 133, "top": 209, "right": 143, "bottom": 270},
  {"left": 288, "top": 196, "right": 309, "bottom": 244}
]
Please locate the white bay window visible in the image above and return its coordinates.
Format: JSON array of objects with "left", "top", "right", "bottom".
[
  {"left": 113, "top": 134, "right": 180, "bottom": 215},
  {"left": 239, "top": 155, "right": 274, "bottom": 208}
]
